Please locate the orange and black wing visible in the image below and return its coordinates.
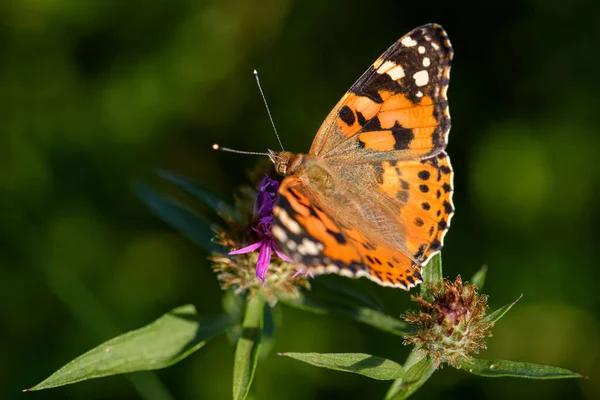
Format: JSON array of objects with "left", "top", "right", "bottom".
[
  {"left": 310, "top": 23, "right": 452, "bottom": 162},
  {"left": 272, "top": 176, "right": 423, "bottom": 289}
]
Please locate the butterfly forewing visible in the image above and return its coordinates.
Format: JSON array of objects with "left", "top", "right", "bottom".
[{"left": 310, "top": 23, "right": 452, "bottom": 161}]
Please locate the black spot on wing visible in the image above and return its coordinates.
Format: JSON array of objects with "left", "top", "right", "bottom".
[
  {"left": 338, "top": 105, "right": 355, "bottom": 126},
  {"left": 418, "top": 170, "right": 430, "bottom": 180},
  {"left": 361, "top": 114, "right": 381, "bottom": 131},
  {"left": 443, "top": 200, "right": 454, "bottom": 214},
  {"left": 356, "top": 111, "right": 367, "bottom": 127},
  {"left": 391, "top": 122, "right": 415, "bottom": 150},
  {"left": 328, "top": 229, "right": 347, "bottom": 244},
  {"left": 429, "top": 239, "right": 442, "bottom": 252}
]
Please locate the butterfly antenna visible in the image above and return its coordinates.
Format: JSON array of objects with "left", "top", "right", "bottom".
[
  {"left": 212, "top": 144, "right": 269, "bottom": 156},
  {"left": 254, "top": 69, "right": 285, "bottom": 151}
]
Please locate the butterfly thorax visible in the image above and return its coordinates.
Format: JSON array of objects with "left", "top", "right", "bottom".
[{"left": 270, "top": 151, "right": 334, "bottom": 195}]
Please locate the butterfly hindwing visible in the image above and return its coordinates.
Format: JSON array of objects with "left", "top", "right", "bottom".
[
  {"left": 273, "top": 176, "right": 423, "bottom": 289},
  {"left": 368, "top": 151, "right": 454, "bottom": 264}
]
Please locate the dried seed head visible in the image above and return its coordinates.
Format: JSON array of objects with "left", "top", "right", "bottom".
[{"left": 403, "top": 276, "right": 492, "bottom": 369}]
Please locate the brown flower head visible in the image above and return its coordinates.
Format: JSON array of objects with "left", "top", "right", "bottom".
[{"left": 403, "top": 276, "right": 492, "bottom": 369}]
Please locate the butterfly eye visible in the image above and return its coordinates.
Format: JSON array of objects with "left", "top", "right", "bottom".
[{"left": 276, "top": 162, "right": 288, "bottom": 176}]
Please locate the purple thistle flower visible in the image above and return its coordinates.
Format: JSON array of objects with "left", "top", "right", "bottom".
[{"left": 229, "top": 175, "right": 292, "bottom": 285}]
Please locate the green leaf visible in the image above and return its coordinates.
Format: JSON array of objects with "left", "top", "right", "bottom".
[
  {"left": 134, "top": 182, "right": 220, "bottom": 252},
  {"left": 280, "top": 352, "right": 404, "bottom": 380},
  {"left": 232, "top": 295, "right": 264, "bottom": 400},
  {"left": 461, "top": 359, "right": 585, "bottom": 379},
  {"left": 470, "top": 265, "right": 488, "bottom": 290},
  {"left": 157, "top": 170, "right": 236, "bottom": 218},
  {"left": 385, "top": 357, "right": 436, "bottom": 400},
  {"left": 420, "top": 253, "right": 443, "bottom": 301},
  {"left": 281, "top": 292, "right": 411, "bottom": 337},
  {"left": 484, "top": 294, "right": 523, "bottom": 324},
  {"left": 27, "top": 305, "right": 232, "bottom": 391}
]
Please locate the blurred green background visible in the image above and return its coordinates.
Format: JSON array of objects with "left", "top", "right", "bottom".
[{"left": 2, "top": 0, "right": 599, "bottom": 399}]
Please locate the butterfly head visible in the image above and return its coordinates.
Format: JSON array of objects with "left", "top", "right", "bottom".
[{"left": 268, "top": 150, "right": 303, "bottom": 176}]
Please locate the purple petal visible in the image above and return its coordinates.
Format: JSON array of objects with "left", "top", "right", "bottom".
[
  {"left": 255, "top": 242, "right": 272, "bottom": 285},
  {"left": 291, "top": 269, "right": 315, "bottom": 279},
  {"left": 229, "top": 241, "right": 263, "bottom": 255},
  {"left": 272, "top": 241, "right": 292, "bottom": 262},
  {"left": 253, "top": 174, "right": 280, "bottom": 219}
]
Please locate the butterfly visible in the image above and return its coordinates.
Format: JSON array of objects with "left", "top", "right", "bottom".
[{"left": 269, "top": 23, "right": 454, "bottom": 290}]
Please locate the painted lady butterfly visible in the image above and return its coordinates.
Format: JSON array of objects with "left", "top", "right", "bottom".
[{"left": 270, "top": 23, "right": 454, "bottom": 290}]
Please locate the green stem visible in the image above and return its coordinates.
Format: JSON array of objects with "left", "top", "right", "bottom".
[{"left": 232, "top": 293, "right": 265, "bottom": 400}]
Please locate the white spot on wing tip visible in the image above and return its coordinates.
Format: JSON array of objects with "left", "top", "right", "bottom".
[
  {"left": 401, "top": 36, "right": 417, "bottom": 47},
  {"left": 418, "top": 46, "right": 425, "bottom": 54},
  {"left": 376, "top": 60, "right": 396, "bottom": 74},
  {"left": 387, "top": 65, "right": 405, "bottom": 80},
  {"left": 413, "top": 70, "right": 429, "bottom": 87}
]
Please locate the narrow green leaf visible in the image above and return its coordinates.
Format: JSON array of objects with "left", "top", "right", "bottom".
[
  {"left": 461, "top": 359, "right": 585, "bottom": 379},
  {"left": 157, "top": 170, "right": 236, "bottom": 218},
  {"left": 28, "top": 306, "right": 232, "bottom": 391},
  {"left": 470, "top": 265, "right": 488, "bottom": 290},
  {"left": 45, "top": 265, "right": 175, "bottom": 399},
  {"left": 281, "top": 292, "right": 411, "bottom": 337},
  {"left": 385, "top": 357, "right": 436, "bottom": 400},
  {"left": 484, "top": 294, "right": 523, "bottom": 324},
  {"left": 279, "top": 352, "right": 404, "bottom": 381},
  {"left": 420, "top": 253, "right": 443, "bottom": 301},
  {"left": 232, "top": 295, "right": 264, "bottom": 400},
  {"left": 134, "top": 182, "right": 220, "bottom": 252}
]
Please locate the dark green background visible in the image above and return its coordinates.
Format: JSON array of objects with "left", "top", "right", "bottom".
[{"left": 2, "top": 1, "right": 598, "bottom": 399}]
